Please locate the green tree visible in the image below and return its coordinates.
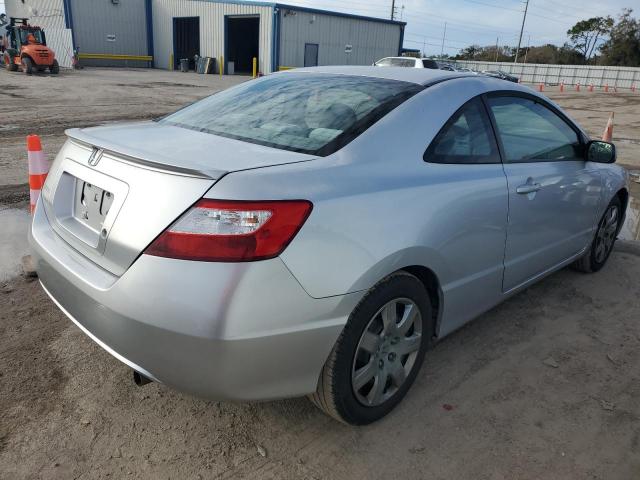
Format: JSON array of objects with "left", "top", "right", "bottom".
[
  {"left": 600, "top": 9, "right": 640, "bottom": 67},
  {"left": 567, "top": 16, "right": 614, "bottom": 63}
]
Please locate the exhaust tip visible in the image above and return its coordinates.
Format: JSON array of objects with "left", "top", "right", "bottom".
[{"left": 133, "top": 370, "right": 152, "bottom": 386}]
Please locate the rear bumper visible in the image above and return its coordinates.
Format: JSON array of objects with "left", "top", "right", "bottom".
[{"left": 29, "top": 202, "right": 363, "bottom": 401}]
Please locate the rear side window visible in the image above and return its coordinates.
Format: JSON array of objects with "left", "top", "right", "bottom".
[
  {"left": 375, "top": 58, "right": 392, "bottom": 66},
  {"left": 160, "top": 73, "right": 422, "bottom": 156},
  {"left": 422, "top": 59, "right": 438, "bottom": 69},
  {"left": 390, "top": 58, "right": 415, "bottom": 67},
  {"left": 487, "top": 96, "right": 582, "bottom": 163},
  {"left": 424, "top": 98, "right": 500, "bottom": 164}
]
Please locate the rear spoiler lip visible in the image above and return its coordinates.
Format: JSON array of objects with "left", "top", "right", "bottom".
[{"left": 65, "top": 128, "right": 224, "bottom": 180}]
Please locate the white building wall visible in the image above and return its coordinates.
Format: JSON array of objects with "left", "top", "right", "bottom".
[
  {"left": 5, "top": 0, "right": 74, "bottom": 67},
  {"left": 152, "top": 0, "right": 273, "bottom": 73},
  {"left": 278, "top": 9, "right": 402, "bottom": 68}
]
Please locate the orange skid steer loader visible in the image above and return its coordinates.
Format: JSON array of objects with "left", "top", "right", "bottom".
[{"left": 3, "top": 18, "right": 59, "bottom": 74}]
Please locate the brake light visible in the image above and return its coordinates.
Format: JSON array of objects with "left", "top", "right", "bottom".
[{"left": 145, "top": 199, "right": 312, "bottom": 262}]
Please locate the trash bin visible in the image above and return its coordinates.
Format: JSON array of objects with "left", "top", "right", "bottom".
[{"left": 180, "top": 58, "right": 189, "bottom": 72}]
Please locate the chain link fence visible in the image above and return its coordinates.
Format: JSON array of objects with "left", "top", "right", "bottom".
[{"left": 454, "top": 60, "right": 640, "bottom": 89}]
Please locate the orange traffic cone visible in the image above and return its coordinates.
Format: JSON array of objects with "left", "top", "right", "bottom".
[
  {"left": 602, "top": 112, "right": 614, "bottom": 142},
  {"left": 27, "top": 135, "right": 49, "bottom": 214},
  {"left": 588, "top": 84, "right": 594, "bottom": 92},
  {"left": 632, "top": 84, "right": 636, "bottom": 93},
  {"left": 560, "top": 82, "right": 564, "bottom": 92},
  {"left": 538, "top": 83, "right": 544, "bottom": 92},
  {"left": 576, "top": 83, "right": 580, "bottom": 92},
  {"left": 604, "top": 84, "right": 609, "bottom": 93}
]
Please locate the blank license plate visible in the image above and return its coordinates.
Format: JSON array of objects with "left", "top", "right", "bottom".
[{"left": 74, "top": 179, "right": 114, "bottom": 231}]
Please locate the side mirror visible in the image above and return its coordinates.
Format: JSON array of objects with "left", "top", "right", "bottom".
[{"left": 586, "top": 140, "right": 616, "bottom": 164}]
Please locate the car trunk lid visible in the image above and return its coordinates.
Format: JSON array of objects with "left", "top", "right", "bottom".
[{"left": 41, "top": 123, "right": 316, "bottom": 277}]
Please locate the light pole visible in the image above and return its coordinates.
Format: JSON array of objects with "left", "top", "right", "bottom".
[
  {"left": 440, "top": 22, "right": 447, "bottom": 58},
  {"left": 514, "top": 0, "right": 529, "bottom": 63}
]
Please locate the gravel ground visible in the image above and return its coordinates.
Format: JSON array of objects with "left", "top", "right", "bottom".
[{"left": 1, "top": 67, "right": 640, "bottom": 479}]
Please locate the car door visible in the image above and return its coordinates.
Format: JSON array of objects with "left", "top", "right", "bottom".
[
  {"left": 486, "top": 93, "right": 602, "bottom": 292},
  {"left": 422, "top": 97, "right": 509, "bottom": 334}
]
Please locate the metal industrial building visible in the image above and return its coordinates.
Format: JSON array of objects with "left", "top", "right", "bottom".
[
  {"left": 5, "top": 0, "right": 405, "bottom": 73},
  {"left": 4, "top": 0, "right": 153, "bottom": 68}
]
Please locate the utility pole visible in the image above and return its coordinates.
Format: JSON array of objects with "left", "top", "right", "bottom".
[
  {"left": 440, "top": 22, "right": 447, "bottom": 57},
  {"left": 391, "top": 0, "right": 396, "bottom": 20},
  {"left": 514, "top": 0, "right": 529, "bottom": 63},
  {"left": 495, "top": 37, "right": 499, "bottom": 62}
]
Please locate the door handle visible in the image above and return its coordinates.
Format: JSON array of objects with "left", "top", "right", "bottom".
[{"left": 516, "top": 183, "right": 542, "bottom": 194}]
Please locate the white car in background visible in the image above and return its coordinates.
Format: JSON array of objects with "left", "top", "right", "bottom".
[{"left": 374, "top": 57, "right": 439, "bottom": 69}]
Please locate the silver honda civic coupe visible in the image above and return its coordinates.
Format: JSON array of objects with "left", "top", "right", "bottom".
[{"left": 29, "top": 66, "right": 628, "bottom": 425}]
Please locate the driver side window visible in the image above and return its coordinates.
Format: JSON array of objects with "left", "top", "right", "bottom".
[{"left": 487, "top": 95, "right": 582, "bottom": 163}]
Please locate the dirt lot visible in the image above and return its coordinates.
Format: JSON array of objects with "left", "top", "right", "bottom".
[{"left": 1, "top": 68, "right": 640, "bottom": 479}]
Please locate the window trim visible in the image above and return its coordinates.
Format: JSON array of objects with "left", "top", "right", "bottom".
[
  {"left": 423, "top": 96, "right": 502, "bottom": 165},
  {"left": 482, "top": 90, "right": 587, "bottom": 164}
]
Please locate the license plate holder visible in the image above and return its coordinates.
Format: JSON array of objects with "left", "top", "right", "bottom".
[{"left": 73, "top": 180, "right": 114, "bottom": 232}]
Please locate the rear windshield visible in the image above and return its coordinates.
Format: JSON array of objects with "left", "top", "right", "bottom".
[{"left": 160, "top": 73, "right": 422, "bottom": 156}]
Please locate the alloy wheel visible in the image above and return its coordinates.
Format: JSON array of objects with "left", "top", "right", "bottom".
[
  {"left": 351, "top": 298, "right": 422, "bottom": 406},
  {"left": 594, "top": 204, "right": 619, "bottom": 263}
]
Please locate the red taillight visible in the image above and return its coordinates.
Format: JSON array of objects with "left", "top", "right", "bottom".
[{"left": 145, "top": 199, "right": 313, "bottom": 262}]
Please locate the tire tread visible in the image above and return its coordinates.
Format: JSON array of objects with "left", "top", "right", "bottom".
[{"left": 308, "top": 271, "right": 422, "bottom": 424}]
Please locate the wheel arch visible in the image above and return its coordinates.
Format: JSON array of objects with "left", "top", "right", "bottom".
[
  {"left": 397, "top": 265, "right": 443, "bottom": 341},
  {"left": 616, "top": 187, "right": 629, "bottom": 213},
  {"left": 615, "top": 187, "right": 629, "bottom": 234}
]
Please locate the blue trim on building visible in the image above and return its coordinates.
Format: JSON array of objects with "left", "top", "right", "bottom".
[
  {"left": 176, "top": 0, "right": 405, "bottom": 26},
  {"left": 275, "top": 3, "right": 406, "bottom": 26},
  {"left": 271, "top": 6, "right": 281, "bottom": 72},
  {"left": 172, "top": 17, "right": 177, "bottom": 70},
  {"left": 270, "top": 7, "right": 277, "bottom": 72},
  {"left": 145, "top": 0, "right": 154, "bottom": 67},
  {"left": 62, "top": 0, "right": 76, "bottom": 49},
  {"left": 398, "top": 24, "right": 405, "bottom": 55},
  {"left": 223, "top": 15, "right": 228, "bottom": 74}
]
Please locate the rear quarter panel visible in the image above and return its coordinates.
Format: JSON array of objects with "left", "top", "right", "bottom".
[{"left": 207, "top": 77, "right": 514, "bottom": 335}]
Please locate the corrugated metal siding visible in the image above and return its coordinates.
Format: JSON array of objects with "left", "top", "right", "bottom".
[
  {"left": 69, "top": 0, "right": 149, "bottom": 67},
  {"left": 278, "top": 9, "right": 401, "bottom": 68},
  {"left": 151, "top": 0, "right": 273, "bottom": 73},
  {"left": 5, "top": 0, "right": 74, "bottom": 67}
]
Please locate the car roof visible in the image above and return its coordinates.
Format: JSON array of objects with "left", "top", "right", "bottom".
[{"left": 282, "top": 65, "right": 471, "bottom": 85}]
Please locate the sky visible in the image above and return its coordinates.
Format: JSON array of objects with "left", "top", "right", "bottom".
[{"left": 279, "top": 0, "right": 634, "bottom": 56}]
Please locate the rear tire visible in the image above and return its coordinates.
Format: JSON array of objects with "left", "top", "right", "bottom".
[
  {"left": 4, "top": 52, "right": 17, "bottom": 72},
  {"left": 572, "top": 196, "right": 622, "bottom": 273},
  {"left": 309, "top": 271, "right": 433, "bottom": 425},
  {"left": 22, "top": 57, "right": 33, "bottom": 75},
  {"left": 50, "top": 59, "right": 59, "bottom": 74}
]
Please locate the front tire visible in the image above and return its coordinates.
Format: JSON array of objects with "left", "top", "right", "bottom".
[
  {"left": 310, "top": 272, "right": 433, "bottom": 425},
  {"left": 50, "top": 59, "right": 59, "bottom": 74},
  {"left": 22, "top": 57, "right": 33, "bottom": 75},
  {"left": 572, "top": 196, "right": 622, "bottom": 273}
]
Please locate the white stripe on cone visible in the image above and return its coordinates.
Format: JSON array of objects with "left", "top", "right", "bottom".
[
  {"left": 28, "top": 150, "right": 49, "bottom": 175},
  {"left": 602, "top": 112, "right": 614, "bottom": 142},
  {"left": 30, "top": 189, "right": 41, "bottom": 204}
]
